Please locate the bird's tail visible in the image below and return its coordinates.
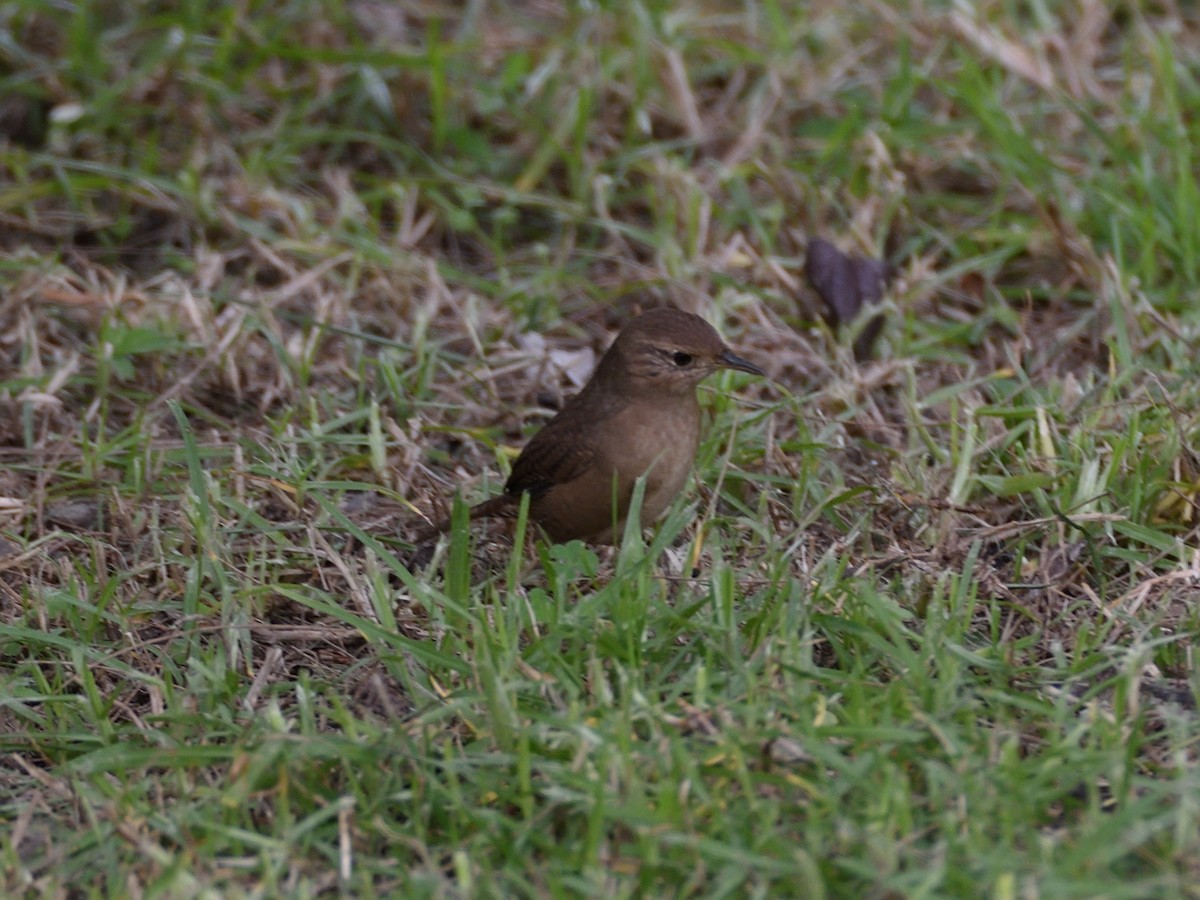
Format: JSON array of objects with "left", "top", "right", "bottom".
[{"left": 411, "top": 494, "right": 515, "bottom": 543}]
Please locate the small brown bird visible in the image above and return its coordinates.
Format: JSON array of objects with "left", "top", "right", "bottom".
[{"left": 428, "top": 308, "right": 764, "bottom": 544}]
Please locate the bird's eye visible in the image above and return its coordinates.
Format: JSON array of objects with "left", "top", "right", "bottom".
[{"left": 671, "top": 351, "right": 693, "bottom": 366}]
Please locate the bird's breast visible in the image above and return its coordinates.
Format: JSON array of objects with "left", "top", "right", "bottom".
[{"left": 602, "top": 398, "right": 701, "bottom": 520}]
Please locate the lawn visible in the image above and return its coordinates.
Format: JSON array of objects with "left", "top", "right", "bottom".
[{"left": 2, "top": 1, "right": 1199, "bottom": 896}]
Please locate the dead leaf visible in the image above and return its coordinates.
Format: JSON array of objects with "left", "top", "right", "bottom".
[
  {"left": 45, "top": 499, "right": 105, "bottom": 530},
  {"left": 804, "top": 237, "right": 893, "bottom": 359}
]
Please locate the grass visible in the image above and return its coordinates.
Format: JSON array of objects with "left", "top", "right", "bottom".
[{"left": 3, "top": 0, "right": 1200, "bottom": 896}]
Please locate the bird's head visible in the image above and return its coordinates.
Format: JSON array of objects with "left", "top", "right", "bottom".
[{"left": 598, "top": 308, "right": 764, "bottom": 396}]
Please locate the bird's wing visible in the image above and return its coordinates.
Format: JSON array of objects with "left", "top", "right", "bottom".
[{"left": 503, "top": 416, "right": 598, "bottom": 498}]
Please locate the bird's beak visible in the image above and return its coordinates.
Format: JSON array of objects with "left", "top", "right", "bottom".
[{"left": 718, "top": 349, "right": 765, "bottom": 377}]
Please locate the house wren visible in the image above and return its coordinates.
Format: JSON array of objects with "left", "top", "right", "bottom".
[{"left": 428, "top": 308, "right": 763, "bottom": 544}]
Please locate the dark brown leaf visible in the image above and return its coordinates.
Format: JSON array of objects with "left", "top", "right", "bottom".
[{"left": 804, "top": 238, "right": 893, "bottom": 359}]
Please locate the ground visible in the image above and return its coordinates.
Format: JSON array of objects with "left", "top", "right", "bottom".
[{"left": 2, "top": 1, "right": 1199, "bottom": 896}]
